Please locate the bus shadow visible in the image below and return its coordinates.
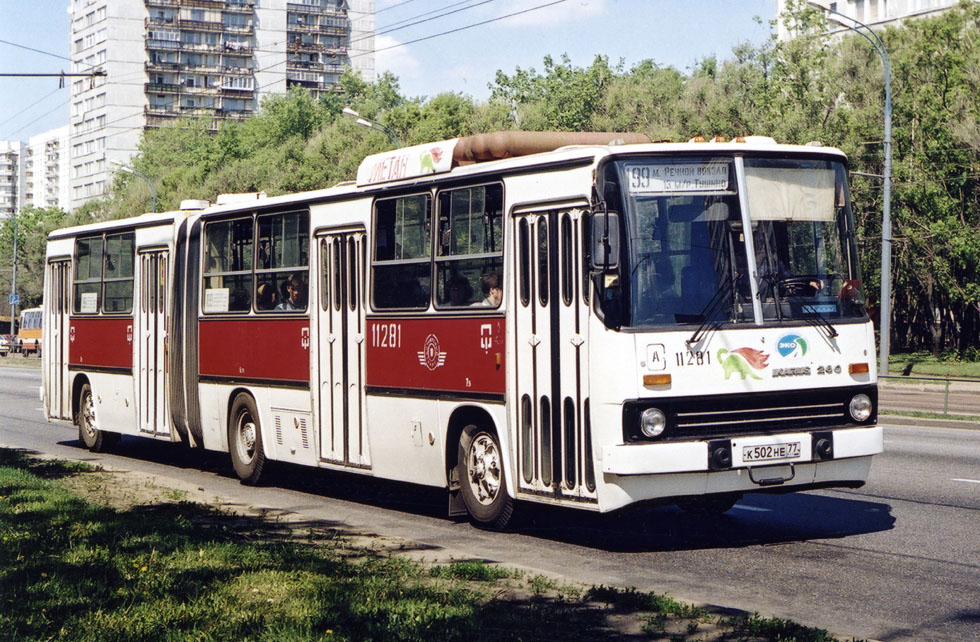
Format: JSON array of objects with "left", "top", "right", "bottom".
[
  {"left": 511, "top": 491, "right": 896, "bottom": 552},
  {"left": 60, "top": 436, "right": 895, "bottom": 553}
]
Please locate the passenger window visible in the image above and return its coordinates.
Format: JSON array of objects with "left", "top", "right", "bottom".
[
  {"left": 434, "top": 183, "right": 503, "bottom": 309},
  {"left": 256, "top": 211, "right": 309, "bottom": 312},
  {"left": 103, "top": 233, "right": 135, "bottom": 313},
  {"left": 203, "top": 217, "right": 253, "bottom": 313},
  {"left": 72, "top": 232, "right": 134, "bottom": 314},
  {"left": 372, "top": 194, "right": 431, "bottom": 310},
  {"left": 73, "top": 236, "right": 103, "bottom": 313}
]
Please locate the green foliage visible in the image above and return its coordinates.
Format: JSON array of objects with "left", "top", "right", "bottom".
[
  {"left": 54, "top": 3, "right": 980, "bottom": 356},
  {"left": 0, "top": 206, "right": 74, "bottom": 309}
]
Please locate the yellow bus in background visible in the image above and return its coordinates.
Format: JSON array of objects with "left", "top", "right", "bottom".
[{"left": 16, "top": 307, "right": 42, "bottom": 355}]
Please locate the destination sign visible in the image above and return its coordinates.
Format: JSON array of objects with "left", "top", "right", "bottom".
[{"left": 625, "top": 162, "right": 729, "bottom": 193}]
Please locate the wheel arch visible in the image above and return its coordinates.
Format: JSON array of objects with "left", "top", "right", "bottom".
[
  {"left": 225, "top": 386, "right": 257, "bottom": 451},
  {"left": 444, "top": 404, "right": 512, "bottom": 493},
  {"left": 70, "top": 373, "right": 90, "bottom": 424}
]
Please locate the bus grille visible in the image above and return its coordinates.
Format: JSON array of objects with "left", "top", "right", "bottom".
[{"left": 623, "top": 385, "right": 877, "bottom": 443}]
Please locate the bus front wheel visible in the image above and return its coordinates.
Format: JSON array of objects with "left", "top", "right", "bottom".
[
  {"left": 77, "top": 383, "right": 118, "bottom": 452},
  {"left": 458, "top": 425, "right": 513, "bottom": 530},
  {"left": 229, "top": 393, "right": 265, "bottom": 485}
]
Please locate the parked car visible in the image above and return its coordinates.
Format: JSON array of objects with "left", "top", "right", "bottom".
[{"left": 0, "top": 334, "right": 10, "bottom": 356}]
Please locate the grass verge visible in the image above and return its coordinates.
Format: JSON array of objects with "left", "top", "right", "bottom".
[
  {"left": 0, "top": 448, "right": 864, "bottom": 641},
  {"left": 887, "top": 351, "right": 980, "bottom": 378}
]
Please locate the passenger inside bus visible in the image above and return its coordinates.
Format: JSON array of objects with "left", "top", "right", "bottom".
[
  {"left": 256, "top": 282, "right": 278, "bottom": 310},
  {"left": 276, "top": 273, "right": 307, "bottom": 311},
  {"left": 476, "top": 271, "right": 503, "bottom": 307},
  {"left": 446, "top": 275, "right": 473, "bottom": 306}
]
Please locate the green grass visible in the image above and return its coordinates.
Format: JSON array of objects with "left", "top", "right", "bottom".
[
  {"left": 887, "top": 351, "right": 980, "bottom": 378},
  {"left": 0, "top": 448, "right": 861, "bottom": 642},
  {"left": 880, "top": 409, "right": 980, "bottom": 422}
]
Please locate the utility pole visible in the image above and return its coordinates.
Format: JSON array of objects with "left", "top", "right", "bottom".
[{"left": 9, "top": 214, "right": 17, "bottom": 335}]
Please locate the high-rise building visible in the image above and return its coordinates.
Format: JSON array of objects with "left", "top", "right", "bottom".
[
  {"left": 0, "top": 141, "right": 25, "bottom": 219},
  {"left": 778, "top": 0, "right": 967, "bottom": 40},
  {"left": 69, "top": 0, "right": 375, "bottom": 211},
  {"left": 24, "top": 126, "right": 71, "bottom": 212}
]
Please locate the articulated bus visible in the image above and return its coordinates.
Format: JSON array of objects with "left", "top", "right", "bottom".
[{"left": 42, "top": 131, "right": 882, "bottom": 528}]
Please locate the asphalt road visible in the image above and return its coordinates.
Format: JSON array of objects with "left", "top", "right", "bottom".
[{"left": 1, "top": 365, "right": 978, "bottom": 641}]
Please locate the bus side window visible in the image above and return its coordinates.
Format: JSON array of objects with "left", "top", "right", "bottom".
[
  {"left": 203, "top": 217, "right": 253, "bottom": 313},
  {"left": 371, "top": 193, "right": 431, "bottom": 310},
  {"left": 434, "top": 183, "right": 503, "bottom": 309},
  {"left": 103, "top": 232, "right": 135, "bottom": 313},
  {"left": 73, "top": 235, "right": 104, "bottom": 313}
]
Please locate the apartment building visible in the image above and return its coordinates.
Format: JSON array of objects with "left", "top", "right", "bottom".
[
  {"left": 778, "top": 0, "right": 967, "bottom": 40},
  {"left": 69, "top": 0, "right": 375, "bottom": 210},
  {"left": 0, "top": 141, "right": 25, "bottom": 219},
  {"left": 24, "top": 126, "right": 71, "bottom": 212}
]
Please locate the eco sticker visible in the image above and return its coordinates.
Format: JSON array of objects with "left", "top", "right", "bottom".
[
  {"left": 718, "top": 347, "right": 769, "bottom": 380},
  {"left": 777, "top": 334, "right": 808, "bottom": 359}
]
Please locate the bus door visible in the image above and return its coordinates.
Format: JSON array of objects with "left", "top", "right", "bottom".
[
  {"left": 45, "top": 260, "right": 72, "bottom": 420},
  {"left": 136, "top": 250, "right": 169, "bottom": 436},
  {"left": 315, "top": 230, "right": 370, "bottom": 468},
  {"left": 513, "top": 209, "right": 595, "bottom": 500}
]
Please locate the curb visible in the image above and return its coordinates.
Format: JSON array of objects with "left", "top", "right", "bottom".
[{"left": 880, "top": 414, "right": 980, "bottom": 430}]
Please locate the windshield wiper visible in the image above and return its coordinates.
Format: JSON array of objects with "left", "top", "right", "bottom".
[
  {"left": 763, "top": 274, "right": 839, "bottom": 339},
  {"left": 686, "top": 271, "right": 740, "bottom": 347}
]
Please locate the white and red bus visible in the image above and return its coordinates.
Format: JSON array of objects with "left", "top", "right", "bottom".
[{"left": 42, "top": 131, "right": 882, "bottom": 528}]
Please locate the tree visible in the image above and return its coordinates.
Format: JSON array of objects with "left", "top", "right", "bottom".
[{"left": 0, "top": 206, "right": 71, "bottom": 310}]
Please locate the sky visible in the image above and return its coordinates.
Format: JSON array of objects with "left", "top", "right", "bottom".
[{"left": 0, "top": 0, "right": 776, "bottom": 143}]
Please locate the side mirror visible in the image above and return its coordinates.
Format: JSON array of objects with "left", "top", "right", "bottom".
[{"left": 591, "top": 211, "right": 620, "bottom": 270}]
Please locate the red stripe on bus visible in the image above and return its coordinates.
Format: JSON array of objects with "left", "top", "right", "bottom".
[
  {"left": 365, "top": 316, "right": 505, "bottom": 395},
  {"left": 69, "top": 317, "right": 134, "bottom": 369},
  {"left": 199, "top": 318, "right": 310, "bottom": 383}
]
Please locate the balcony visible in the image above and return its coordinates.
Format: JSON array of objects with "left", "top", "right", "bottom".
[
  {"left": 146, "top": 16, "right": 177, "bottom": 27},
  {"left": 180, "top": 0, "right": 224, "bottom": 9},
  {"left": 224, "top": 1, "right": 255, "bottom": 14},
  {"left": 145, "top": 105, "right": 179, "bottom": 117},
  {"left": 287, "top": 41, "right": 346, "bottom": 54},
  {"left": 146, "top": 82, "right": 181, "bottom": 93},
  {"left": 287, "top": 2, "right": 346, "bottom": 18},
  {"left": 222, "top": 41, "right": 252, "bottom": 53},
  {"left": 179, "top": 19, "right": 225, "bottom": 33},
  {"left": 145, "top": 0, "right": 179, "bottom": 7},
  {"left": 146, "top": 60, "right": 182, "bottom": 72},
  {"left": 147, "top": 39, "right": 181, "bottom": 51}
]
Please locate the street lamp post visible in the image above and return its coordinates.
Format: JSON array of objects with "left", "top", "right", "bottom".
[
  {"left": 341, "top": 107, "right": 402, "bottom": 147},
  {"left": 807, "top": 2, "right": 893, "bottom": 377},
  {"left": 111, "top": 160, "right": 157, "bottom": 213}
]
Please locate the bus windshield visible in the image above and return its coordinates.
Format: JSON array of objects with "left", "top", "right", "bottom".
[{"left": 605, "top": 155, "right": 866, "bottom": 329}]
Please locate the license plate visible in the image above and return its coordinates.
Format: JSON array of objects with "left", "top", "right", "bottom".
[{"left": 742, "top": 442, "right": 801, "bottom": 463}]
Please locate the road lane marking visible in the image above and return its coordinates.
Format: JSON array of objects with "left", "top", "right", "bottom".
[{"left": 951, "top": 478, "right": 980, "bottom": 484}]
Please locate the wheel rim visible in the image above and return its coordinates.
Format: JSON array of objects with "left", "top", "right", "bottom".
[
  {"left": 466, "top": 433, "right": 501, "bottom": 506},
  {"left": 236, "top": 412, "right": 256, "bottom": 463},
  {"left": 81, "top": 392, "right": 97, "bottom": 439}
]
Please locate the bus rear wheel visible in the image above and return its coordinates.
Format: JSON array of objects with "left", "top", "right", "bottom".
[
  {"left": 229, "top": 393, "right": 265, "bottom": 485},
  {"left": 458, "top": 425, "right": 513, "bottom": 530},
  {"left": 77, "top": 383, "right": 118, "bottom": 452}
]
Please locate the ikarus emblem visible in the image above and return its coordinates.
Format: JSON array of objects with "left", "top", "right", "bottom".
[{"left": 418, "top": 334, "right": 447, "bottom": 371}]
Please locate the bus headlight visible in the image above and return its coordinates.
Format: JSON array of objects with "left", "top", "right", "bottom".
[
  {"left": 849, "top": 394, "right": 872, "bottom": 422},
  {"left": 640, "top": 408, "right": 667, "bottom": 438}
]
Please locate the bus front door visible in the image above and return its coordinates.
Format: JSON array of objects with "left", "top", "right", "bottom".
[
  {"left": 45, "top": 259, "right": 71, "bottom": 420},
  {"left": 137, "top": 250, "right": 169, "bottom": 436},
  {"left": 513, "top": 209, "right": 595, "bottom": 500},
  {"left": 315, "top": 231, "right": 370, "bottom": 468}
]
